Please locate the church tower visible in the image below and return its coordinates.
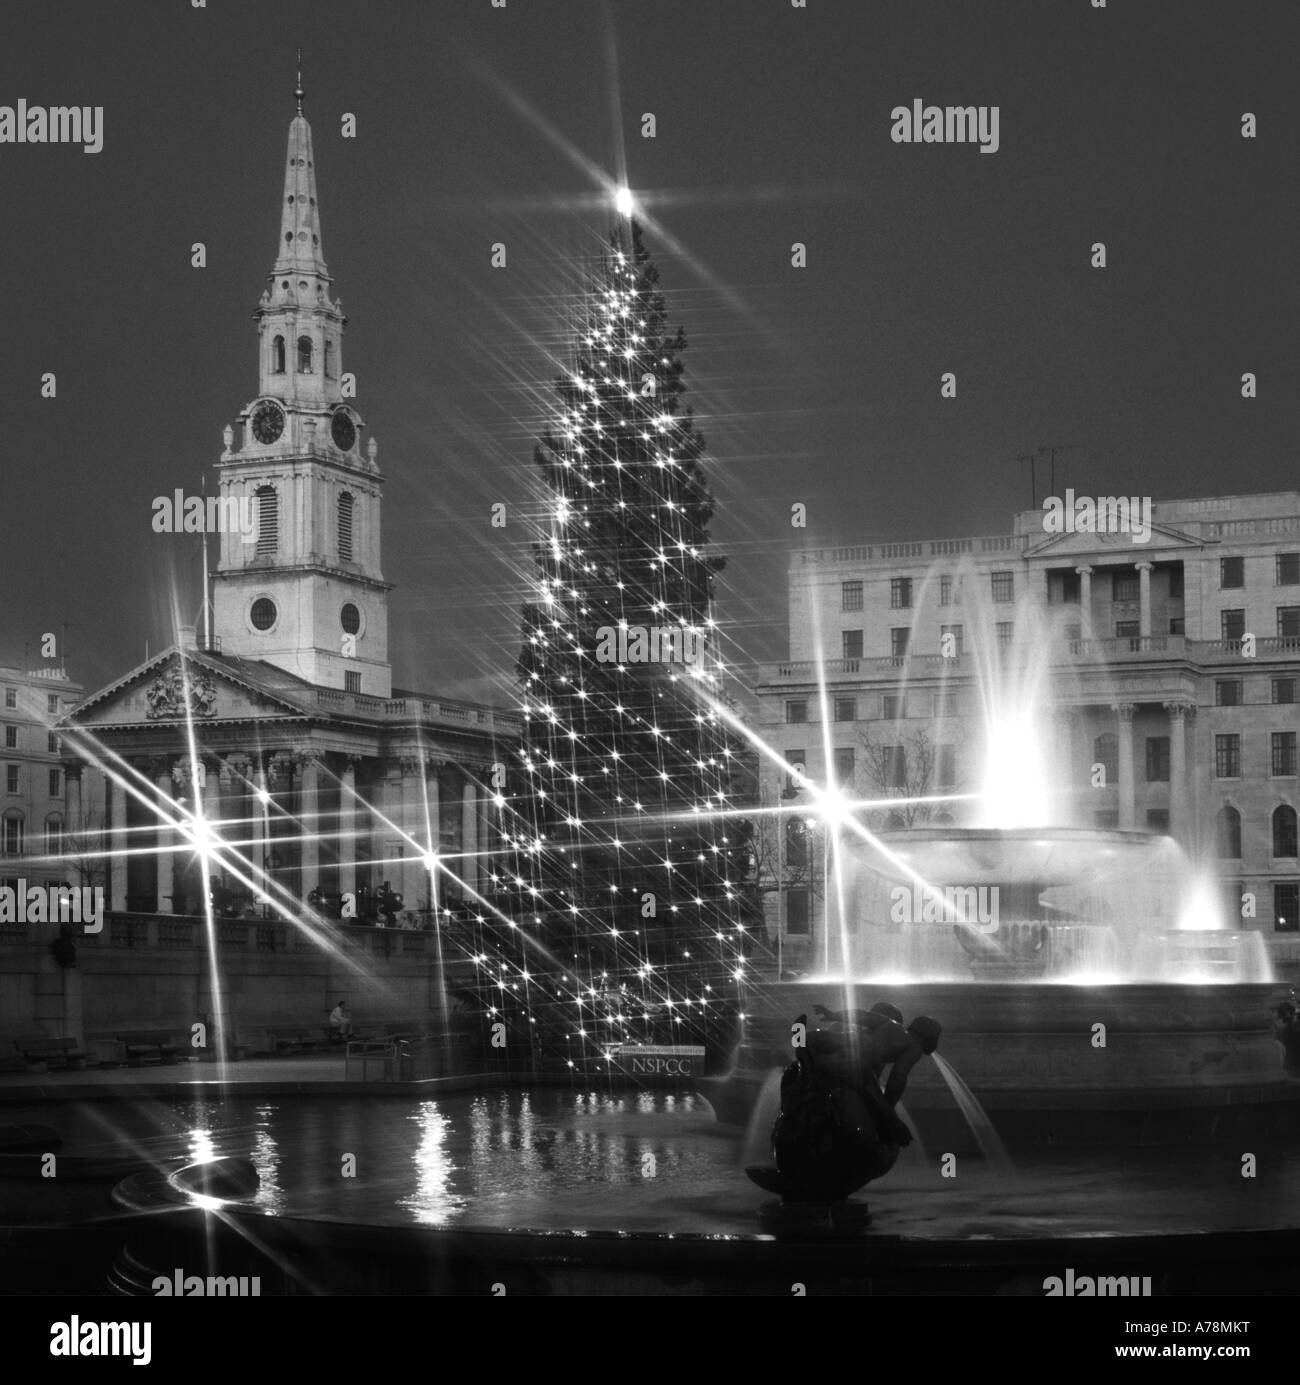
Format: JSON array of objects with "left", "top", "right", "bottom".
[{"left": 211, "top": 72, "right": 392, "bottom": 697}]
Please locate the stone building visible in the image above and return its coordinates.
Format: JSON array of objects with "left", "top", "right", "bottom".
[
  {"left": 65, "top": 87, "right": 517, "bottom": 924},
  {"left": 755, "top": 491, "right": 1300, "bottom": 971}
]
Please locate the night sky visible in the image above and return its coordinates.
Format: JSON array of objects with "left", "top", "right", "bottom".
[{"left": 2, "top": 0, "right": 1298, "bottom": 705}]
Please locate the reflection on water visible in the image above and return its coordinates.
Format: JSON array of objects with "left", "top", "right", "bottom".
[{"left": 7, "top": 1088, "right": 1300, "bottom": 1240}]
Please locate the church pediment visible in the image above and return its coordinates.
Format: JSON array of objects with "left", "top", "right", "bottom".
[{"left": 69, "top": 648, "right": 311, "bottom": 728}]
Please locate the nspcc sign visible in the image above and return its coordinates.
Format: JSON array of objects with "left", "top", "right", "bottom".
[{"left": 614, "top": 1045, "right": 706, "bottom": 1078}]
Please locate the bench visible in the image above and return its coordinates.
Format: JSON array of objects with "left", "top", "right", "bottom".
[
  {"left": 263, "top": 1025, "right": 320, "bottom": 1055},
  {"left": 114, "top": 1031, "right": 179, "bottom": 1066},
  {"left": 12, "top": 1034, "right": 87, "bottom": 1073}
]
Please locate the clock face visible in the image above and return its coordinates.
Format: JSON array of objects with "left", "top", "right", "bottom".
[
  {"left": 251, "top": 401, "right": 285, "bottom": 445},
  {"left": 331, "top": 409, "right": 357, "bottom": 452}
]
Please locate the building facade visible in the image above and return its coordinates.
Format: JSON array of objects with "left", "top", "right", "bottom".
[
  {"left": 755, "top": 491, "right": 1300, "bottom": 970},
  {"left": 66, "top": 90, "right": 514, "bottom": 925}
]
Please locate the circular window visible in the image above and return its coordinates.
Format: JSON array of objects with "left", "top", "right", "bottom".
[
  {"left": 250, "top": 598, "right": 278, "bottom": 631},
  {"left": 340, "top": 603, "right": 361, "bottom": 635}
]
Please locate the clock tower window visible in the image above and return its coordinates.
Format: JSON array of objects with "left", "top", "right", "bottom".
[
  {"left": 254, "top": 485, "right": 278, "bottom": 557},
  {"left": 338, "top": 491, "right": 354, "bottom": 561},
  {"left": 297, "top": 335, "right": 314, "bottom": 373},
  {"left": 272, "top": 336, "right": 285, "bottom": 374}
]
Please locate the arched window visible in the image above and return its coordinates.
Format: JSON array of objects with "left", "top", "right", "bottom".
[
  {"left": 1274, "top": 805, "right": 1299, "bottom": 858},
  {"left": 297, "top": 335, "right": 313, "bottom": 373},
  {"left": 324, "top": 340, "right": 334, "bottom": 378},
  {"left": 1093, "top": 733, "right": 1119, "bottom": 785},
  {"left": 254, "top": 486, "right": 278, "bottom": 558},
  {"left": 885, "top": 812, "right": 907, "bottom": 831},
  {"left": 271, "top": 335, "right": 285, "bottom": 374},
  {"left": 1216, "top": 805, "right": 1242, "bottom": 859},
  {"left": 338, "top": 491, "right": 354, "bottom": 562}
]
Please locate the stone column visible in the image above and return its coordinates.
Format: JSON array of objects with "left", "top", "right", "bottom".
[
  {"left": 462, "top": 772, "right": 479, "bottom": 898},
  {"left": 298, "top": 753, "right": 320, "bottom": 900},
  {"left": 1136, "top": 561, "right": 1153, "bottom": 641},
  {"left": 1114, "top": 703, "right": 1136, "bottom": 828},
  {"left": 63, "top": 761, "right": 84, "bottom": 838},
  {"left": 109, "top": 775, "right": 128, "bottom": 912},
  {"left": 1075, "top": 566, "right": 1094, "bottom": 642},
  {"left": 425, "top": 764, "right": 441, "bottom": 913},
  {"left": 338, "top": 756, "right": 358, "bottom": 901},
  {"left": 152, "top": 757, "right": 175, "bottom": 914},
  {"left": 1164, "top": 702, "right": 1190, "bottom": 846},
  {"left": 399, "top": 756, "right": 424, "bottom": 907}
]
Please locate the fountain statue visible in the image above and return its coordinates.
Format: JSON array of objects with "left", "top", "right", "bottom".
[{"left": 746, "top": 1004, "right": 941, "bottom": 1203}]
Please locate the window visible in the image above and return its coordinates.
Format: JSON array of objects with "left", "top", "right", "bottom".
[
  {"left": 47, "top": 732, "right": 58, "bottom": 753},
  {"left": 991, "top": 571, "right": 1014, "bottom": 603},
  {"left": 1168, "top": 566, "right": 1184, "bottom": 599},
  {"left": 255, "top": 485, "right": 278, "bottom": 557},
  {"left": 1273, "top": 678, "right": 1297, "bottom": 705},
  {"left": 324, "top": 340, "right": 334, "bottom": 379},
  {"left": 1278, "top": 607, "right": 1300, "bottom": 643},
  {"left": 46, "top": 694, "right": 58, "bottom": 715},
  {"left": 890, "top": 628, "right": 910, "bottom": 658},
  {"left": 939, "top": 575, "right": 953, "bottom": 607},
  {"left": 1145, "top": 737, "right": 1170, "bottom": 782},
  {"left": 995, "top": 621, "right": 1014, "bottom": 650},
  {"left": 250, "top": 598, "right": 277, "bottom": 631},
  {"left": 785, "top": 749, "right": 806, "bottom": 794},
  {"left": 48, "top": 769, "right": 60, "bottom": 798},
  {"left": 786, "top": 700, "right": 808, "bottom": 725},
  {"left": 338, "top": 492, "right": 354, "bottom": 562},
  {"left": 786, "top": 889, "right": 810, "bottom": 935},
  {"left": 344, "top": 671, "right": 362, "bottom": 693},
  {"left": 1093, "top": 809, "right": 1120, "bottom": 830},
  {"left": 1113, "top": 572, "right": 1139, "bottom": 602},
  {"left": 1220, "top": 556, "right": 1244, "bottom": 589},
  {"left": 1221, "top": 609, "right": 1245, "bottom": 642},
  {"left": 833, "top": 696, "right": 856, "bottom": 723},
  {"left": 842, "top": 629, "right": 864, "bottom": 660},
  {"left": 3, "top": 727, "right": 14, "bottom": 749},
  {"left": 3, "top": 689, "right": 14, "bottom": 710},
  {"left": 1115, "top": 620, "right": 1140, "bottom": 639},
  {"left": 940, "top": 623, "right": 963, "bottom": 655},
  {"left": 1216, "top": 806, "right": 1242, "bottom": 858},
  {"left": 784, "top": 819, "right": 808, "bottom": 871},
  {"left": 1275, "top": 882, "right": 1300, "bottom": 933},
  {"left": 2, "top": 816, "right": 22, "bottom": 855},
  {"left": 890, "top": 577, "right": 913, "bottom": 609},
  {"left": 1278, "top": 553, "right": 1300, "bottom": 586},
  {"left": 5, "top": 766, "right": 17, "bottom": 794},
  {"left": 272, "top": 335, "right": 286, "bottom": 373},
  {"left": 883, "top": 745, "right": 907, "bottom": 789},
  {"left": 1215, "top": 680, "right": 1242, "bottom": 708},
  {"left": 1273, "top": 806, "right": 1299, "bottom": 858},
  {"left": 1145, "top": 808, "right": 1170, "bottom": 834},
  {"left": 937, "top": 745, "right": 957, "bottom": 789},
  {"left": 841, "top": 581, "right": 862, "bottom": 612},
  {"left": 1169, "top": 617, "right": 1185, "bottom": 635},
  {"left": 44, "top": 817, "right": 62, "bottom": 854},
  {"left": 934, "top": 692, "right": 960, "bottom": 717},
  {"left": 884, "top": 811, "right": 908, "bottom": 830},
  {"left": 297, "top": 335, "right": 313, "bottom": 372},
  {"left": 1093, "top": 734, "right": 1119, "bottom": 785},
  {"left": 1215, "top": 734, "right": 1241, "bottom": 779},
  {"left": 883, "top": 694, "right": 903, "bottom": 720},
  {"left": 1273, "top": 732, "right": 1297, "bottom": 777},
  {"left": 340, "top": 603, "right": 361, "bottom": 636},
  {"left": 832, "top": 747, "right": 856, "bottom": 784}
]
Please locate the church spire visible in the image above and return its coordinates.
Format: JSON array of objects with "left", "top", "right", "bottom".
[{"left": 274, "top": 60, "right": 328, "bottom": 281}]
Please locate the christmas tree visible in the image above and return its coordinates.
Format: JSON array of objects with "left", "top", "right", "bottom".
[{"left": 475, "top": 217, "right": 759, "bottom": 1072}]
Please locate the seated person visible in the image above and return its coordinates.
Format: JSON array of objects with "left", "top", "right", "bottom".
[{"left": 328, "top": 1000, "right": 353, "bottom": 1040}]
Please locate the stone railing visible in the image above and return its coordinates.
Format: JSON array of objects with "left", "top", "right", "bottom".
[
  {"left": 312, "top": 689, "right": 523, "bottom": 734},
  {"left": 795, "top": 534, "right": 1027, "bottom": 566}
]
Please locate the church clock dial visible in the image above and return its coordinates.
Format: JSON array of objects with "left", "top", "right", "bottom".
[
  {"left": 251, "top": 400, "right": 285, "bottom": 445},
  {"left": 331, "top": 408, "right": 357, "bottom": 452}
]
